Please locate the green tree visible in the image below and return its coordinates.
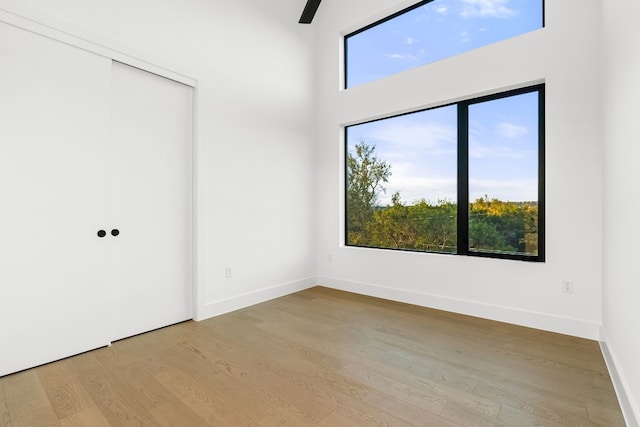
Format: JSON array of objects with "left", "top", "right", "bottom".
[
  {"left": 521, "top": 204, "right": 539, "bottom": 254},
  {"left": 366, "top": 196, "right": 457, "bottom": 253},
  {"left": 368, "top": 192, "right": 416, "bottom": 248},
  {"left": 469, "top": 196, "right": 538, "bottom": 254},
  {"left": 410, "top": 199, "right": 457, "bottom": 253},
  {"left": 346, "top": 143, "right": 538, "bottom": 255},
  {"left": 469, "top": 219, "right": 514, "bottom": 252},
  {"left": 346, "top": 141, "right": 391, "bottom": 245}
]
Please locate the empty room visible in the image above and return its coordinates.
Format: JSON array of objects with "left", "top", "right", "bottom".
[{"left": 0, "top": 0, "right": 638, "bottom": 425}]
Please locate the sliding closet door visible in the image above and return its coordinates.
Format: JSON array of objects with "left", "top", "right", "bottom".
[
  {"left": 0, "top": 23, "right": 111, "bottom": 376},
  {"left": 110, "top": 62, "right": 193, "bottom": 341}
]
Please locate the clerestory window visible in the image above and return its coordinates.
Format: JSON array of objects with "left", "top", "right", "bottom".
[{"left": 345, "top": 0, "right": 544, "bottom": 88}]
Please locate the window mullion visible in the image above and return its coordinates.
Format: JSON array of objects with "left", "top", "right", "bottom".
[{"left": 457, "top": 103, "right": 469, "bottom": 255}]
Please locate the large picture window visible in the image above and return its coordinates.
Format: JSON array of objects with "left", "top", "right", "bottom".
[
  {"left": 345, "top": 0, "right": 544, "bottom": 88},
  {"left": 345, "top": 84, "right": 544, "bottom": 261}
]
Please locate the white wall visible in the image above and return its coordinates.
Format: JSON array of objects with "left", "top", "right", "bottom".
[
  {"left": 0, "top": 0, "right": 318, "bottom": 317},
  {"left": 315, "top": 0, "right": 604, "bottom": 339},
  {"left": 0, "top": 0, "right": 636, "bottom": 421},
  {"left": 602, "top": 0, "right": 640, "bottom": 425}
]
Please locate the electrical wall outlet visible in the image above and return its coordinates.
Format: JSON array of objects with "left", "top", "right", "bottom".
[
  {"left": 225, "top": 267, "right": 232, "bottom": 279},
  {"left": 562, "top": 280, "right": 574, "bottom": 293}
]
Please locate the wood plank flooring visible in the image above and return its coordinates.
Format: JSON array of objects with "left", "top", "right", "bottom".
[{"left": 0, "top": 287, "right": 626, "bottom": 426}]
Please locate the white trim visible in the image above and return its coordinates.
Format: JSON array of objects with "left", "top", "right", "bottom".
[
  {"left": 340, "top": 0, "right": 425, "bottom": 37},
  {"left": 0, "top": 4, "right": 205, "bottom": 325},
  {"left": 199, "top": 278, "right": 317, "bottom": 320},
  {"left": 600, "top": 331, "right": 640, "bottom": 427},
  {"left": 0, "top": 3, "right": 196, "bottom": 86},
  {"left": 191, "top": 83, "right": 206, "bottom": 322},
  {"left": 317, "top": 276, "right": 601, "bottom": 339}
]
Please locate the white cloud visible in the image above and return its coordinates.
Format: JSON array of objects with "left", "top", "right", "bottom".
[
  {"left": 460, "top": 31, "right": 471, "bottom": 43},
  {"left": 383, "top": 52, "right": 423, "bottom": 62},
  {"left": 469, "top": 143, "right": 525, "bottom": 159},
  {"left": 374, "top": 123, "right": 458, "bottom": 204},
  {"left": 380, "top": 175, "right": 537, "bottom": 205},
  {"left": 434, "top": 4, "right": 448, "bottom": 14},
  {"left": 469, "top": 178, "right": 538, "bottom": 202},
  {"left": 460, "top": 0, "right": 517, "bottom": 19},
  {"left": 372, "top": 122, "right": 456, "bottom": 151},
  {"left": 496, "top": 122, "right": 528, "bottom": 139},
  {"left": 382, "top": 175, "right": 457, "bottom": 205},
  {"left": 405, "top": 37, "right": 419, "bottom": 45},
  {"left": 384, "top": 53, "right": 407, "bottom": 60},
  {"left": 354, "top": 118, "right": 459, "bottom": 205}
]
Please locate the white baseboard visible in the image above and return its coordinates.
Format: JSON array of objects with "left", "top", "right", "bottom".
[
  {"left": 317, "top": 276, "right": 601, "bottom": 340},
  {"left": 200, "top": 275, "right": 601, "bottom": 339},
  {"left": 197, "top": 277, "right": 317, "bottom": 320},
  {"left": 600, "top": 331, "right": 640, "bottom": 427}
]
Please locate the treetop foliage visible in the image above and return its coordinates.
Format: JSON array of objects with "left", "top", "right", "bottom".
[{"left": 346, "top": 142, "right": 538, "bottom": 255}]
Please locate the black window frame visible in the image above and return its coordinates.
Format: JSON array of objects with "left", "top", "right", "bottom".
[
  {"left": 344, "top": 83, "right": 545, "bottom": 262},
  {"left": 344, "top": 0, "right": 546, "bottom": 89}
]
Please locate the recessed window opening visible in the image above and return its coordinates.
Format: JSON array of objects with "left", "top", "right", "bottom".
[
  {"left": 345, "top": 84, "right": 545, "bottom": 262},
  {"left": 345, "top": 0, "right": 544, "bottom": 88}
]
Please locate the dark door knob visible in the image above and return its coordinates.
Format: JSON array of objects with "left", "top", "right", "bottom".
[
  {"left": 97, "top": 230, "right": 106, "bottom": 238},
  {"left": 111, "top": 229, "right": 120, "bottom": 237}
]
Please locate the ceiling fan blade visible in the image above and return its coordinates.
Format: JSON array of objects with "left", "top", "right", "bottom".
[{"left": 299, "top": 0, "right": 321, "bottom": 24}]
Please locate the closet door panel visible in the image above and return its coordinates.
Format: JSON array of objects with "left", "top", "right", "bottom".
[
  {"left": 0, "top": 23, "right": 111, "bottom": 376},
  {"left": 110, "top": 62, "right": 193, "bottom": 341}
]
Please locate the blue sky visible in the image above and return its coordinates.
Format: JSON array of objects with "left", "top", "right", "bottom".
[
  {"left": 346, "top": 0, "right": 542, "bottom": 205},
  {"left": 347, "top": 90, "right": 539, "bottom": 205},
  {"left": 346, "top": 0, "right": 543, "bottom": 88},
  {"left": 469, "top": 91, "right": 539, "bottom": 203},
  {"left": 348, "top": 105, "right": 458, "bottom": 205}
]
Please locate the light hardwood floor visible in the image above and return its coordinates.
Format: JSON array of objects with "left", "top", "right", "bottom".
[{"left": 0, "top": 287, "right": 626, "bottom": 426}]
